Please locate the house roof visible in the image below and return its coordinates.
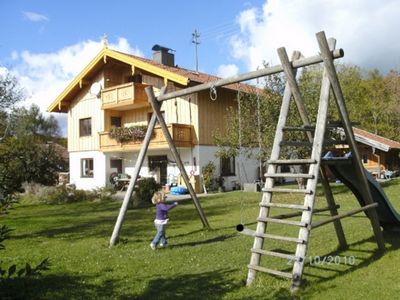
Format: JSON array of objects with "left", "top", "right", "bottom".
[
  {"left": 353, "top": 127, "right": 400, "bottom": 152},
  {"left": 48, "top": 46, "right": 258, "bottom": 113},
  {"left": 117, "top": 51, "right": 258, "bottom": 94}
]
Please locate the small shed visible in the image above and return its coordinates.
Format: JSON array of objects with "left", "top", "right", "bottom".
[{"left": 353, "top": 128, "right": 400, "bottom": 177}]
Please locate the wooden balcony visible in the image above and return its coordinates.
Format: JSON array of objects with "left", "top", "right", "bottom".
[
  {"left": 99, "top": 124, "right": 194, "bottom": 152},
  {"left": 101, "top": 82, "right": 149, "bottom": 110}
]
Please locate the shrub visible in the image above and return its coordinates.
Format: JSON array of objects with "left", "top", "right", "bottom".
[
  {"left": 202, "top": 161, "right": 216, "bottom": 191},
  {"left": 42, "top": 185, "right": 70, "bottom": 204},
  {"left": 19, "top": 183, "right": 117, "bottom": 204},
  {"left": 19, "top": 182, "right": 53, "bottom": 204},
  {"left": 91, "top": 186, "right": 116, "bottom": 202},
  {"left": 131, "top": 177, "right": 161, "bottom": 208}
]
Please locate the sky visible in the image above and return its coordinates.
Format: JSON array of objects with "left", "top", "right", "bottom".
[{"left": 1, "top": 0, "right": 400, "bottom": 136}]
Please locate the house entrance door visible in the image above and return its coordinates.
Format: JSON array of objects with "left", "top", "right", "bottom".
[{"left": 148, "top": 155, "right": 168, "bottom": 185}]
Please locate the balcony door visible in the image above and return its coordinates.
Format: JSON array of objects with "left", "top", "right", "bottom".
[{"left": 148, "top": 155, "right": 168, "bottom": 185}]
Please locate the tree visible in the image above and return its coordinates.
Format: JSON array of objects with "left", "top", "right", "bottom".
[
  {"left": 0, "top": 70, "right": 50, "bottom": 290},
  {"left": 0, "top": 71, "right": 24, "bottom": 112},
  {"left": 0, "top": 135, "right": 67, "bottom": 192},
  {"left": 9, "top": 104, "right": 60, "bottom": 141},
  {"left": 214, "top": 62, "right": 400, "bottom": 171},
  {"left": 382, "top": 70, "right": 400, "bottom": 139},
  {"left": 213, "top": 71, "right": 285, "bottom": 162},
  {"left": 0, "top": 71, "right": 24, "bottom": 140}
]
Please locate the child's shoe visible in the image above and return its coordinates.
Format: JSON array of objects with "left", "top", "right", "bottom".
[{"left": 150, "top": 243, "right": 156, "bottom": 250}]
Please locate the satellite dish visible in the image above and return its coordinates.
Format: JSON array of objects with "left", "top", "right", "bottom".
[{"left": 90, "top": 82, "right": 102, "bottom": 97}]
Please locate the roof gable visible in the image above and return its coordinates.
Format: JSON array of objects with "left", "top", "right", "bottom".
[
  {"left": 353, "top": 127, "right": 400, "bottom": 152},
  {"left": 47, "top": 48, "right": 189, "bottom": 113},
  {"left": 48, "top": 47, "right": 259, "bottom": 113}
]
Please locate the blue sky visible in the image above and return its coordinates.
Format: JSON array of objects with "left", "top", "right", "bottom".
[
  {"left": 1, "top": 0, "right": 400, "bottom": 135},
  {"left": 0, "top": 0, "right": 263, "bottom": 75}
]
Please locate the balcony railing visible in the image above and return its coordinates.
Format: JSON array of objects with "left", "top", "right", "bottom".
[
  {"left": 101, "top": 82, "right": 149, "bottom": 110},
  {"left": 99, "top": 123, "right": 194, "bottom": 151}
]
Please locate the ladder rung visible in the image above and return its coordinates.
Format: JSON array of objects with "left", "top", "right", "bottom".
[
  {"left": 267, "top": 159, "right": 316, "bottom": 165},
  {"left": 302, "top": 121, "right": 360, "bottom": 129},
  {"left": 282, "top": 126, "right": 315, "bottom": 132},
  {"left": 257, "top": 217, "right": 308, "bottom": 227},
  {"left": 259, "top": 232, "right": 305, "bottom": 244},
  {"left": 265, "top": 173, "right": 314, "bottom": 179},
  {"left": 280, "top": 141, "right": 312, "bottom": 147},
  {"left": 326, "top": 121, "right": 360, "bottom": 128},
  {"left": 324, "top": 139, "right": 347, "bottom": 146},
  {"left": 248, "top": 264, "right": 293, "bottom": 279},
  {"left": 259, "top": 202, "right": 310, "bottom": 210},
  {"left": 251, "top": 248, "right": 302, "bottom": 262},
  {"left": 280, "top": 140, "right": 346, "bottom": 147},
  {"left": 263, "top": 187, "right": 312, "bottom": 194}
]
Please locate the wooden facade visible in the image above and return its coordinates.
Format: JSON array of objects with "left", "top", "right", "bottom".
[
  {"left": 51, "top": 46, "right": 250, "bottom": 154},
  {"left": 101, "top": 82, "right": 149, "bottom": 110},
  {"left": 99, "top": 123, "right": 194, "bottom": 152},
  {"left": 197, "top": 89, "right": 237, "bottom": 145},
  {"left": 358, "top": 144, "right": 400, "bottom": 175}
]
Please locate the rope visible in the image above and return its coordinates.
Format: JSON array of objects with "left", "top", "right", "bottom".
[
  {"left": 210, "top": 85, "right": 217, "bottom": 101},
  {"left": 256, "top": 84, "right": 263, "bottom": 184},
  {"left": 237, "top": 87, "right": 245, "bottom": 225}
]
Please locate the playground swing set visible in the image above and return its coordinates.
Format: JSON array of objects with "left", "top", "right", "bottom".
[{"left": 109, "top": 31, "right": 400, "bottom": 292}]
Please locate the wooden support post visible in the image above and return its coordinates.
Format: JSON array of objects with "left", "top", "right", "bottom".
[
  {"left": 146, "top": 86, "right": 210, "bottom": 228},
  {"left": 317, "top": 37, "right": 347, "bottom": 250},
  {"left": 271, "top": 205, "right": 340, "bottom": 220},
  {"left": 109, "top": 112, "right": 158, "bottom": 247},
  {"left": 319, "top": 167, "right": 347, "bottom": 248},
  {"left": 277, "top": 48, "right": 312, "bottom": 134},
  {"left": 316, "top": 31, "right": 385, "bottom": 252},
  {"left": 310, "top": 203, "right": 378, "bottom": 229}
]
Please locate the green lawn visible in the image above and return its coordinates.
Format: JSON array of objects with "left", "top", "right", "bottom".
[{"left": 1, "top": 179, "right": 400, "bottom": 299}]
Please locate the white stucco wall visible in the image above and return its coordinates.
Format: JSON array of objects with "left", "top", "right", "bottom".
[
  {"left": 69, "top": 146, "right": 259, "bottom": 191},
  {"left": 121, "top": 149, "right": 194, "bottom": 185},
  {"left": 69, "top": 151, "right": 106, "bottom": 190},
  {"left": 196, "top": 145, "right": 259, "bottom": 190}
]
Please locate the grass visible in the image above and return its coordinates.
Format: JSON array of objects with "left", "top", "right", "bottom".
[{"left": 1, "top": 179, "right": 400, "bottom": 299}]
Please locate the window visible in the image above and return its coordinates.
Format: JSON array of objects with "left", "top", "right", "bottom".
[
  {"left": 81, "top": 158, "right": 94, "bottom": 178},
  {"left": 79, "top": 118, "right": 92, "bottom": 137},
  {"left": 111, "top": 116, "right": 122, "bottom": 128},
  {"left": 220, "top": 156, "right": 235, "bottom": 176},
  {"left": 110, "top": 159, "right": 122, "bottom": 174}
]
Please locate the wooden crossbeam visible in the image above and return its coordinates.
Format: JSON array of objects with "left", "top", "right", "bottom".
[{"left": 310, "top": 203, "right": 378, "bottom": 229}]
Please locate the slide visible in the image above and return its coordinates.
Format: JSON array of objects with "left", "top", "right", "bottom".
[{"left": 323, "top": 153, "right": 400, "bottom": 231}]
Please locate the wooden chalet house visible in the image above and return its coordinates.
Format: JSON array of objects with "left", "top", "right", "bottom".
[
  {"left": 353, "top": 127, "right": 400, "bottom": 178},
  {"left": 48, "top": 42, "right": 258, "bottom": 190}
]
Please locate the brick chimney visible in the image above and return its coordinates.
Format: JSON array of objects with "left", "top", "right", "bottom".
[{"left": 152, "top": 44, "right": 175, "bottom": 67}]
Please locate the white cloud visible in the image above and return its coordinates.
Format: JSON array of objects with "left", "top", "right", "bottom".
[
  {"left": 22, "top": 11, "right": 49, "bottom": 22},
  {"left": 217, "top": 64, "right": 239, "bottom": 78},
  {"left": 231, "top": 0, "right": 400, "bottom": 73},
  {"left": 0, "top": 66, "right": 8, "bottom": 77},
  {"left": 8, "top": 37, "right": 143, "bottom": 136}
]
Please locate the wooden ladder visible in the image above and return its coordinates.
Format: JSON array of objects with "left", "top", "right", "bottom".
[{"left": 245, "top": 32, "right": 385, "bottom": 292}]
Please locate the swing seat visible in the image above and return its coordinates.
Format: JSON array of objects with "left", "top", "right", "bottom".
[{"left": 170, "top": 186, "right": 188, "bottom": 195}]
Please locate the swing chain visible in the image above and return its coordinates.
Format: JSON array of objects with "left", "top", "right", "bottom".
[{"left": 210, "top": 85, "right": 218, "bottom": 101}]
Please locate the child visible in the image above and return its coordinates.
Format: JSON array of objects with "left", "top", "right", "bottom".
[{"left": 150, "top": 191, "right": 178, "bottom": 250}]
